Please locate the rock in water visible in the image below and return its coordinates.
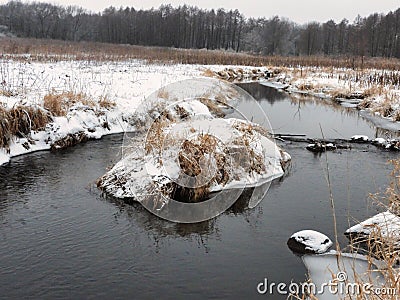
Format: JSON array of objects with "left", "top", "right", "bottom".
[
  {"left": 350, "top": 135, "right": 369, "bottom": 143},
  {"left": 306, "top": 142, "right": 337, "bottom": 153},
  {"left": 287, "top": 230, "right": 333, "bottom": 254}
]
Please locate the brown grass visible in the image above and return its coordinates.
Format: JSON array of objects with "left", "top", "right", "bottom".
[
  {"left": 393, "top": 110, "right": 400, "bottom": 122},
  {"left": 98, "top": 95, "right": 115, "bottom": 109},
  {"left": 363, "top": 85, "right": 384, "bottom": 98},
  {"left": 198, "top": 97, "right": 226, "bottom": 117},
  {"left": 385, "top": 159, "right": 400, "bottom": 215},
  {"left": 0, "top": 105, "right": 51, "bottom": 148},
  {"left": 358, "top": 98, "right": 373, "bottom": 109},
  {"left": 2, "top": 37, "right": 400, "bottom": 70},
  {"left": 50, "top": 131, "right": 88, "bottom": 151},
  {"left": 144, "top": 115, "right": 170, "bottom": 156},
  {"left": 344, "top": 159, "right": 400, "bottom": 299},
  {"left": 143, "top": 115, "right": 269, "bottom": 203},
  {"left": 0, "top": 89, "right": 14, "bottom": 97},
  {"left": 371, "top": 94, "right": 396, "bottom": 118},
  {"left": 296, "top": 83, "right": 314, "bottom": 91},
  {"left": 232, "top": 122, "right": 266, "bottom": 174},
  {"left": 174, "top": 133, "right": 229, "bottom": 202},
  {"left": 43, "top": 91, "right": 95, "bottom": 116},
  {"left": 202, "top": 68, "right": 216, "bottom": 77}
]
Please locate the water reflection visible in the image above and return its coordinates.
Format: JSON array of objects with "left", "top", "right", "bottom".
[
  {"left": 237, "top": 83, "right": 399, "bottom": 139},
  {"left": 99, "top": 182, "right": 271, "bottom": 240},
  {"left": 237, "top": 82, "right": 288, "bottom": 103}
]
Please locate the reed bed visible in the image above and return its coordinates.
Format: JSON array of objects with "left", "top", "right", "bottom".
[{"left": 1, "top": 38, "right": 400, "bottom": 70}]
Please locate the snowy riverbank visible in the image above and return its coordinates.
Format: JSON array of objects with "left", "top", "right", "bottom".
[
  {"left": 0, "top": 58, "right": 279, "bottom": 166},
  {"left": 211, "top": 66, "right": 400, "bottom": 126},
  {"left": 1, "top": 58, "right": 400, "bottom": 166},
  {"left": 0, "top": 60, "right": 198, "bottom": 165}
]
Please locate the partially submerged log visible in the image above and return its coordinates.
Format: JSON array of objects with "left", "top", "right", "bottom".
[{"left": 273, "top": 134, "right": 400, "bottom": 153}]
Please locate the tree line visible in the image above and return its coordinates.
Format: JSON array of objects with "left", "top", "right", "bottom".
[{"left": 0, "top": 1, "right": 400, "bottom": 58}]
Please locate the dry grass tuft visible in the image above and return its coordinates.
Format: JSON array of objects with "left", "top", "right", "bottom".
[
  {"left": 358, "top": 98, "right": 373, "bottom": 109},
  {"left": 372, "top": 95, "right": 396, "bottom": 118},
  {"left": 173, "top": 133, "right": 230, "bottom": 202},
  {"left": 0, "top": 89, "right": 14, "bottom": 97},
  {"left": 144, "top": 115, "right": 170, "bottom": 156},
  {"left": 0, "top": 105, "right": 51, "bottom": 148},
  {"left": 393, "top": 110, "right": 400, "bottom": 122},
  {"left": 296, "top": 82, "right": 314, "bottom": 91},
  {"left": 345, "top": 159, "right": 400, "bottom": 299},
  {"left": 202, "top": 68, "right": 216, "bottom": 77},
  {"left": 50, "top": 132, "right": 88, "bottom": 151},
  {"left": 43, "top": 91, "right": 95, "bottom": 116},
  {"left": 198, "top": 97, "right": 226, "bottom": 117},
  {"left": 363, "top": 85, "right": 383, "bottom": 98},
  {"left": 98, "top": 95, "right": 116, "bottom": 109},
  {"left": 144, "top": 116, "right": 269, "bottom": 203},
  {"left": 385, "top": 159, "right": 400, "bottom": 215}
]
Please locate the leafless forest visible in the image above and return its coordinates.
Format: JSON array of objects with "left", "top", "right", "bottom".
[{"left": 0, "top": 1, "right": 400, "bottom": 58}]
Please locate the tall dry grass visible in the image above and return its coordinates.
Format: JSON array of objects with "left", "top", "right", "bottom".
[
  {"left": 0, "top": 105, "right": 51, "bottom": 148},
  {"left": 43, "top": 91, "right": 105, "bottom": 116},
  {"left": 1, "top": 37, "right": 400, "bottom": 70},
  {"left": 338, "top": 159, "right": 400, "bottom": 300}
]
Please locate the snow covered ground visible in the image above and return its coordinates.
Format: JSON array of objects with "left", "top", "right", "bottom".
[
  {"left": 0, "top": 59, "right": 208, "bottom": 165},
  {"left": 1, "top": 58, "right": 399, "bottom": 166},
  {"left": 0, "top": 58, "right": 279, "bottom": 166}
]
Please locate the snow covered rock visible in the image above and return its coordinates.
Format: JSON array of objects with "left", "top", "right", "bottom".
[
  {"left": 287, "top": 230, "right": 333, "bottom": 254},
  {"left": 306, "top": 142, "right": 336, "bottom": 153},
  {"left": 371, "top": 138, "right": 400, "bottom": 151},
  {"left": 350, "top": 135, "right": 369, "bottom": 143},
  {"left": 372, "top": 137, "right": 387, "bottom": 147},
  {"left": 387, "top": 139, "right": 400, "bottom": 151}
]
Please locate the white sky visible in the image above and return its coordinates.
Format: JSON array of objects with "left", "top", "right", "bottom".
[{"left": 2, "top": 0, "right": 400, "bottom": 24}]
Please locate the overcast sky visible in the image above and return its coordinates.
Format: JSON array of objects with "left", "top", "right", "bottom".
[{"left": 2, "top": 0, "right": 400, "bottom": 24}]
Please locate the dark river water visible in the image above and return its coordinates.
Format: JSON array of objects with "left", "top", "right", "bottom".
[{"left": 0, "top": 83, "right": 399, "bottom": 299}]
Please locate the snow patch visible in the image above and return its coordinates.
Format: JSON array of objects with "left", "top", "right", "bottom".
[
  {"left": 302, "top": 251, "right": 385, "bottom": 300},
  {"left": 351, "top": 135, "right": 369, "bottom": 142},
  {"left": 288, "top": 230, "right": 333, "bottom": 254},
  {"left": 346, "top": 210, "right": 400, "bottom": 245}
]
